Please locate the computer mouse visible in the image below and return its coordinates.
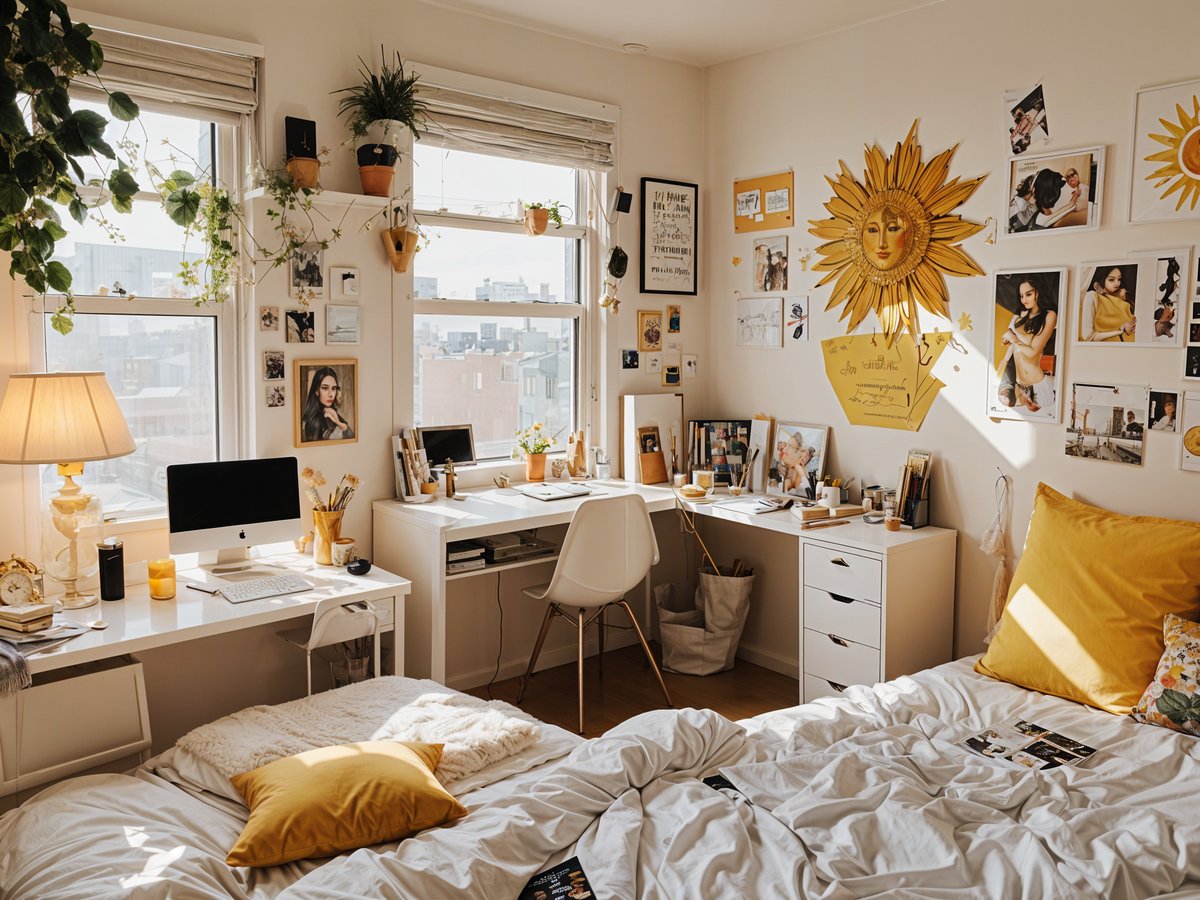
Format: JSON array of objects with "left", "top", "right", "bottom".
[{"left": 347, "top": 558, "right": 372, "bottom": 576}]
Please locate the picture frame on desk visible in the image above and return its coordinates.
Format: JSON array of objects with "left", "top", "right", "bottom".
[
  {"left": 688, "top": 419, "right": 751, "bottom": 486},
  {"left": 766, "top": 421, "right": 829, "bottom": 501}
]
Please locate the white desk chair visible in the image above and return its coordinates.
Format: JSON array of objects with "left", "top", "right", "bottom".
[
  {"left": 516, "top": 493, "right": 672, "bottom": 733},
  {"left": 278, "top": 596, "right": 381, "bottom": 695}
]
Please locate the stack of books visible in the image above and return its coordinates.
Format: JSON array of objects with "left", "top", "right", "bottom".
[
  {"left": 446, "top": 540, "right": 486, "bottom": 574},
  {"left": 0, "top": 602, "right": 55, "bottom": 635},
  {"left": 791, "top": 503, "right": 864, "bottom": 528}
]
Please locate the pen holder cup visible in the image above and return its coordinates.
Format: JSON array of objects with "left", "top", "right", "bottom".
[{"left": 901, "top": 497, "right": 929, "bottom": 530}]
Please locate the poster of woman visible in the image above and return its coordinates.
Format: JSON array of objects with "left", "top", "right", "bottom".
[
  {"left": 988, "top": 269, "right": 1065, "bottom": 423},
  {"left": 294, "top": 359, "right": 358, "bottom": 447}
]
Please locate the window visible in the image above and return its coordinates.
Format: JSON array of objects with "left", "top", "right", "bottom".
[
  {"left": 412, "top": 143, "right": 588, "bottom": 459},
  {"left": 37, "top": 97, "right": 239, "bottom": 520}
]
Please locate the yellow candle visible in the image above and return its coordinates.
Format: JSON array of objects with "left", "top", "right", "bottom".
[{"left": 148, "top": 558, "right": 176, "bottom": 600}]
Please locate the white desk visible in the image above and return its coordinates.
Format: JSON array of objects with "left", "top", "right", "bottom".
[
  {"left": 29, "top": 552, "right": 411, "bottom": 676},
  {"left": 2, "top": 552, "right": 410, "bottom": 799},
  {"left": 374, "top": 484, "right": 955, "bottom": 698},
  {"left": 373, "top": 483, "right": 676, "bottom": 683}
]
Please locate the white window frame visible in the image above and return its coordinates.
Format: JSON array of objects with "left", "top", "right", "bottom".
[
  {"left": 22, "top": 93, "right": 243, "bottom": 540},
  {"left": 405, "top": 64, "right": 614, "bottom": 464}
]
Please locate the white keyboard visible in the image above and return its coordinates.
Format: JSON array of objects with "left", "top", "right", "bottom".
[{"left": 217, "top": 573, "right": 312, "bottom": 604}]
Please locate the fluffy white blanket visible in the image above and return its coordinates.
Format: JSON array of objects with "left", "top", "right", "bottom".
[{"left": 175, "top": 676, "right": 539, "bottom": 785}]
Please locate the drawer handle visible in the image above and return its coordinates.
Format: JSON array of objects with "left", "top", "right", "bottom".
[
  {"left": 827, "top": 680, "right": 848, "bottom": 692},
  {"left": 828, "top": 592, "right": 855, "bottom": 605},
  {"left": 827, "top": 633, "right": 850, "bottom": 647},
  {"left": 830, "top": 557, "right": 850, "bottom": 568}
]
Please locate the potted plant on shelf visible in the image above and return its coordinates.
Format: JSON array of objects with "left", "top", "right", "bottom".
[
  {"left": 522, "top": 200, "right": 568, "bottom": 236},
  {"left": 333, "top": 48, "right": 428, "bottom": 197},
  {"left": 513, "top": 422, "right": 554, "bottom": 482}
]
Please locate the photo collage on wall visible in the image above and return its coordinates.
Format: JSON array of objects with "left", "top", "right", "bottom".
[{"left": 259, "top": 250, "right": 362, "bottom": 434}]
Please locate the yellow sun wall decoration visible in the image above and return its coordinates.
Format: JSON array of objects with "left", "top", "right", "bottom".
[
  {"left": 809, "top": 122, "right": 986, "bottom": 346},
  {"left": 1144, "top": 94, "right": 1200, "bottom": 212}
]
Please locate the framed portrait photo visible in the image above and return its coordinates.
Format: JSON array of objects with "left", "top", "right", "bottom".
[
  {"left": 640, "top": 177, "right": 697, "bottom": 295},
  {"left": 1129, "top": 79, "right": 1200, "bottom": 224},
  {"left": 1003, "top": 145, "right": 1104, "bottom": 238},
  {"left": 766, "top": 421, "right": 829, "bottom": 500},
  {"left": 294, "top": 358, "right": 358, "bottom": 448},
  {"left": 1073, "top": 249, "right": 1189, "bottom": 348},
  {"left": 986, "top": 268, "right": 1066, "bottom": 424}
]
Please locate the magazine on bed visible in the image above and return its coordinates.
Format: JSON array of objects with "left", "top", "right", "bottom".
[
  {"left": 960, "top": 719, "right": 1097, "bottom": 770},
  {"left": 519, "top": 856, "right": 594, "bottom": 899}
]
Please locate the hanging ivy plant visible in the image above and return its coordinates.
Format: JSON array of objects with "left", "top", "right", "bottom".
[{"left": 0, "top": 0, "right": 141, "bottom": 332}]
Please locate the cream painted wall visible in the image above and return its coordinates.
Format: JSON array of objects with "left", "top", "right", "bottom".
[{"left": 703, "top": 0, "right": 1200, "bottom": 660}]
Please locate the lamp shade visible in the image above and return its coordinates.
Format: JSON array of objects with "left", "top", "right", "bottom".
[{"left": 0, "top": 372, "right": 136, "bottom": 464}]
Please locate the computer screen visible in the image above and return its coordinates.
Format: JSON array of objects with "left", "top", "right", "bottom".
[
  {"left": 167, "top": 457, "right": 302, "bottom": 563},
  {"left": 417, "top": 424, "right": 476, "bottom": 468}
]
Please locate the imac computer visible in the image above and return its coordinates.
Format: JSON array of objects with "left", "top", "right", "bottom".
[{"left": 167, "top": 457, "right": 303, "bottom": 569}]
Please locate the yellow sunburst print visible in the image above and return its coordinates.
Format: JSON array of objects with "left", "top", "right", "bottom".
[
  {"left": 809, "top": 122, "right": 986, "bottom": 346},
  {"left": 1144, "top": 94, "right": 1200, "bottom": 212}
]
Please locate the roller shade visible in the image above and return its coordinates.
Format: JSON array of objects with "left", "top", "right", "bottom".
[
  {"left": 75, "top": 27, "right": 258, "bottom": 118},
  {"left": 418, "top": 84, "right": 614, "bottom": 171}
]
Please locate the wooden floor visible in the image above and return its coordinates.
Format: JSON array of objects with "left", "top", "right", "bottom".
[{"left": 468, "top": 642, "right": 799, "bottom": 736}]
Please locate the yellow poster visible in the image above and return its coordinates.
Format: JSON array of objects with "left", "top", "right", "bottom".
[{"left": 821, "top": 332, "right": 952, "bottom": 431}]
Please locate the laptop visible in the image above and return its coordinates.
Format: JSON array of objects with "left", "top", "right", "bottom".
[{"left": 514, "top": 482, "right": 592, "bottom": 501}]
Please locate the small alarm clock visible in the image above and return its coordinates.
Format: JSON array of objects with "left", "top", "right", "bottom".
[{"left": 0, "top": 555, "right": 43, "bottom": 606}]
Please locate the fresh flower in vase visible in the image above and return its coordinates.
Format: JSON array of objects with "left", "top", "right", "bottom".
[{"left": 512, "top": 422, "right": 554, "bottom": 458}]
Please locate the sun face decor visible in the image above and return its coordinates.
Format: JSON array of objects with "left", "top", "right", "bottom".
[
  {"left": 809, "top": 121, "right": 986, "bottom": 345},
  {"left": 1144, "top": 93, "right": 1200, "bottom": 212}
]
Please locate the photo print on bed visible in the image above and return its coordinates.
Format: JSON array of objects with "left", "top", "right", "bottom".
[{"left": 1065, "top": 382, "right": 1149, "bottom": 466}]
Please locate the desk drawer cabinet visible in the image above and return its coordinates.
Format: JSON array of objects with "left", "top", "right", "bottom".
[{"left": 800, "top": 530, "right": 955, "bottom": 704}]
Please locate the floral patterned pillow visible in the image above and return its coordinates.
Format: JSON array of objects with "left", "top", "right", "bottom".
[{"left": 1132, "top": 613, "right": 1200, "bottom": 735}]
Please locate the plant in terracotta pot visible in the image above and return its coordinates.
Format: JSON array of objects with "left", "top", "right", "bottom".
[
  {"left": 513, "top": 422, "right": 555, "bottom": 482},
  {"left": 522, "top": 200, "right": 569, "bottom": 236},
  {"left": 333, "top": 48, "right": 427, "bottom": 197},
  {"left": 301, "top": 467, "right": 360, "bottom": 565}
]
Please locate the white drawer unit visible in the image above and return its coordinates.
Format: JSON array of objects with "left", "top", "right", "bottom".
[{"left": 799, "top": 526, "right": 956, "bottom": 704}]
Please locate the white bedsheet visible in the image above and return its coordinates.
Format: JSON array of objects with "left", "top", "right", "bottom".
[
  {"left": 6, "top": 659, "right": 1200, "bottom": 898},
  {"left": 282, "top": 658, "right": 1200, "bottom": 899}
]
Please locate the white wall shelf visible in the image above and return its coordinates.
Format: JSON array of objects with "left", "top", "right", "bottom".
[{"left": 244, "top": 187, "right": 390, "bottom": 211}]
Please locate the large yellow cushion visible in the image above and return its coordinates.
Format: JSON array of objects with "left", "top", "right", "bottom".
[
  {"left": 227, "top": 740, "right": 467, "bottom": 868},
  {"left": 976, "top": 483, "right": 1200, "bottom": 714}
]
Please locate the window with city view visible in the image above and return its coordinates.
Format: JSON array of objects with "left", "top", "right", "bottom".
[
  {"left": 412, "top": 144, "right": 585, "bottom": 459},
  {"left": 42, "top": 98, "right": 231, "bottom": 519}
]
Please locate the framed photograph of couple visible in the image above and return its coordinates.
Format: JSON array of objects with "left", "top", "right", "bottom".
[
  {"left": 987, "top": 268, "right": 1066, "bottom": 424},
  {"left": 294, "top": 358, "right": 358, "bottom": 448},
  {"left": 1003, "top": 145, "right": 1104, "bottom": 238},
  {"left": 766, "top": 421, "right": 829, "bottom": 500}
]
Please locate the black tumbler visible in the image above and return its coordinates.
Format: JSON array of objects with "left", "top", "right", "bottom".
[{"left": 98, "top": 538, "right": 125, "bottom": 601}]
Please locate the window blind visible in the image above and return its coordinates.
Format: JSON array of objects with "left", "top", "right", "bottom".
[
  {"left": 75, "top": 27, "right": 258, "bottom": 119},
  {"left": 418, "top": 84, "right": 615, "bottom": 171}
]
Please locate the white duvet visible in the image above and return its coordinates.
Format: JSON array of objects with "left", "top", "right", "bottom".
[{"left": 5, "top": 658, "right": 1200, "bottom": 898}]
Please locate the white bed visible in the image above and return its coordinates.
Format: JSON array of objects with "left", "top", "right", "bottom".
[{"left": 4, "top": 659, "right": 1200, "bottom": 898}]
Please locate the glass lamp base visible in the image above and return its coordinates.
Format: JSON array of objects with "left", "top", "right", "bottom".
[{"left": 60, "top": 591, "right": 98, "bottom": 610}]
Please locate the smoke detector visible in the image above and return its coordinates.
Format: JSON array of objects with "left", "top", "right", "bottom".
[{"left": 621, "top": 42, "right": 649, "bottom": 54}]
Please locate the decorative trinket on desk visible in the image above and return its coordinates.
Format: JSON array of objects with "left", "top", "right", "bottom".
[{"left": 444, "top": 458, "right": 457, "bottom": 498}]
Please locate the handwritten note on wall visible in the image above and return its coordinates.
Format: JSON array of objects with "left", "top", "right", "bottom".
[
  {"left": 641, "top": 178, "right": 697, "bottom": 295},
  {"left": 821, "top": 332, "right": 953, "bottom": 431}
]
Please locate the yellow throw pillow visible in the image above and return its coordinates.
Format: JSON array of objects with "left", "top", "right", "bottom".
[
  {"left": 976, "top": 483, "right": 1200, "bottom": 714},
  {"left": 227, "top": 740, "right": 467, "bottom": 868}
]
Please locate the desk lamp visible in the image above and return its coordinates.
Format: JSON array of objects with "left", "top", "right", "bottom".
[{"left": 0, "top": 372, "right": 135, "bottom": 609}]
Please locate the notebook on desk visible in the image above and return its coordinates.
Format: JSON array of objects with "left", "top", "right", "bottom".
[{"left": 514, "top": 482, "right": 592, "bottom": 501}]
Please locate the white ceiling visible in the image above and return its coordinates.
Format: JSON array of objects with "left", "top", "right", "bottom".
[{"left": 415, "top": 0, "right": 949, "bottom": 67}]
